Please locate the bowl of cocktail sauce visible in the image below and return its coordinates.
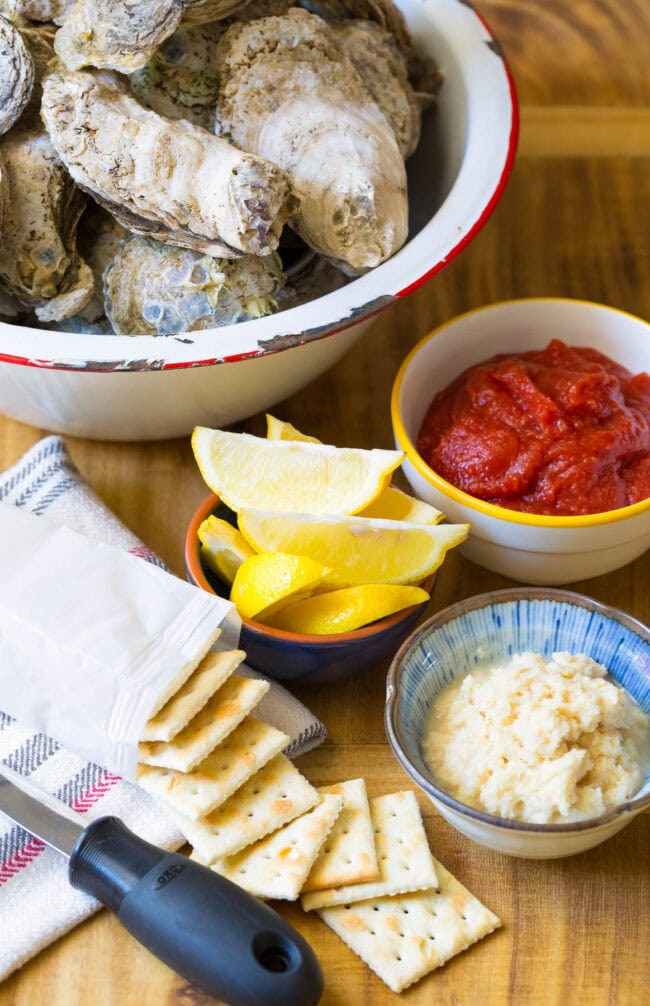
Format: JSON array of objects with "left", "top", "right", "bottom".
[{"left": 391, "top": 298, "right": 650, "bottom": 584}]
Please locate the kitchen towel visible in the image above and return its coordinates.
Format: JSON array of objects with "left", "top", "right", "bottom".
[{"left": 0, "top": 435, "right": 327, "bottom": 981}]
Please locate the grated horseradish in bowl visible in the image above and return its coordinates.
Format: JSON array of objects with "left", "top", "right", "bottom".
[{"left": 385, "top": 588, "right": 650, "bottom": 859}]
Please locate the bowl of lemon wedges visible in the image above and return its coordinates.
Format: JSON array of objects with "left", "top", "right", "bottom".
[{"left": 185, "top": 416, "right": 468, "bottom": 684}]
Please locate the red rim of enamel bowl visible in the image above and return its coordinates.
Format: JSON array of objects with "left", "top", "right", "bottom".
[{"left": 184, "top": 493, "right": 436, "bottom": 644}]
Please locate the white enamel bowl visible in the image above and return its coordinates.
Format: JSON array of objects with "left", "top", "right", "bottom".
[
  {"left": 391, "top": 298, "right": 650, "bottom": 585},
  {"left": 0, "top": 0, "right": 518, "bottom": 440},
  {"left": 386, "top": 589, "right": 650, "bottom": 859}
]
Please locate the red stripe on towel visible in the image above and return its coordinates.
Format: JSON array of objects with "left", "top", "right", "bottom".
[
  {"left": 0, "top": 772, "right": 121, "bottom": 885},
  {"left": 0, "top": 836, "right": 46, "bottom": 883}
]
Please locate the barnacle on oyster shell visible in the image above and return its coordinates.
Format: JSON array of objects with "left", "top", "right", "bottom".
[
  {"left": 332, "top": 19, "right": 420, "bottom": 157},
  {"left": 41, "top": 68, "right": 295, "bottom": 258},
  {"left": 104, "top": 237, "right": 285, "bottom": 336},
  {"left": 0, "top": 123, "right": 93, "bottom": 321},
  {"left": 0, "top": 16, "right": 34, "bottom": 135},
  {"left": 215, "top": 10, "right": 408, "bottom": 273},
  {"left": 130, "top": 22, "right": 222, "bottom": 128}
]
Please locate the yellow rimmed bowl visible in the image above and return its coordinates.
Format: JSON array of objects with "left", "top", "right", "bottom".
[{"left": 391, "top": 298, "right": 650, "bottom": 585}]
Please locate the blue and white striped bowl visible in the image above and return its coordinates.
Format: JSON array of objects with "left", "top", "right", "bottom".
[{"left": 386, "top": 588, "right": 650, "bottom": 858}]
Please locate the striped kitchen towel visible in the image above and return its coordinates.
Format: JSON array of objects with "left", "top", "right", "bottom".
[{"left": 0, "top": 435, "right": 326, "bottom": 982}]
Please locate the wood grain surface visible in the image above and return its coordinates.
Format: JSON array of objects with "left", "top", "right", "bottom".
[{"left": 0, "top": 1, "right": 649, "bottom": 1004}]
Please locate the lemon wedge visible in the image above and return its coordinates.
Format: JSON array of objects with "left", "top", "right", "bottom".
[
  {"left": 198, "top": 515, "right": 255, "bottom": 585},
  {"left": 192, "top": 427, "right": 403, "bottom": 515},
  {"left": 230, "top": 551, "right": 331, "bottom": 621},
  {"left": 266, "top": 416, "right": 443, "bottom": 525},
  {"left": 238, "top": 510, "right": 469, "bottom": 587},
  {"left": 270, "top": 584, "right": 430, "bottom": 634},
  {"left": 358, "top": 485, "right": 443, "bottom": 524},
  {"left": 265, "top": 414, "right": 321, "bottom": 443}
]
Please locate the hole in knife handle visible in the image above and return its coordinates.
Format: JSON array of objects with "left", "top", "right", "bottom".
[
  {"left": 253, "top": 932, "right": 297, "bottom": 974},
  {"left": 259, "top": 948, "right": 289, "bottom": 973}
]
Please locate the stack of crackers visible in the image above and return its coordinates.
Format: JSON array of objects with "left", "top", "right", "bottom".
[{"left": 136, "top": 647, "right": 500, "bottom": 994}]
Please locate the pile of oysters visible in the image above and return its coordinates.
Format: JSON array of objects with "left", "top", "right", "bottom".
[{"left": 0, "top": 0, "right": 439, "bottom": 336}]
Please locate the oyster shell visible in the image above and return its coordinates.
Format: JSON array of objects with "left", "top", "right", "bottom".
[
  {"left": 0, "top": 1, "right": 73, "bottom": 23},
  {"left": 130, "top": 22, "right": 222, "bottom": 128},
  {"left": 232, "top": 0, "right": 440, "bottom": 101},
  {"left": 53, "top": 0, "right": 250, "bottom": 72},
  {"left": 215, "top": 10, "right": 408, "bottom": 272},
  {"left": 41, "top": 68, "right": 295, "bottom": 258},
  {"left": 0, "top": 16, "right": 35, "bottom": 135},
  {"left": 54, "top": 0, "right": 186, "bottom": 73},
  {"left": 104, "top": 236, "right": 285, "bottom": 336},
  {"left": 332, "top": 20, "right": 420, "bottom": 157},
  {"left": 0, "top": 122, "right": 93, "bottom": 321}
]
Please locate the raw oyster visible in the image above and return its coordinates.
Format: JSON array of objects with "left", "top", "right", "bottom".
[
  {"left": 0, "top": 123, "right": 93, "bottom": 321},
  {"left": 215, "top": 10, "right": 408, "bottom": 273},
  {"left": 130, "top": 22, "right": 222, "bottom": 128},
  {"left": 0, "top": 16, "right": 34, "bottom": 134},
  {"left": 53, "top": 0, "right": 250, "bottom": 72},
  {"left": 54, "top": 0, "right": 186, "bottom": 73},
  {"left": 332, "top": 19, "right": 420, "bottom": 157},
  {"left": 41, "top": 68, "right": 295, "bottom": 258},
  {"left": 104, "top": 236, "right": 285, "bottom": 336},
  {"left": 301, "top": 0, "right": 440, "bottom": 100},
  {"left": 233, "top": 0, "right": 440, "bottom": 101}
]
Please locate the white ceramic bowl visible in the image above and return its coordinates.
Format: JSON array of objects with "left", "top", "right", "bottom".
[
  {"left": 0, "top": 0, "right": 517, "bottom": 441},
  {"left": 386, "top": 588, "right": 650, "bottom": 859},
  {"left": 392, "top": 298, "right": 650, "bottom": 584}
]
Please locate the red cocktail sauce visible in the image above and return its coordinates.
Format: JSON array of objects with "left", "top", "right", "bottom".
[{"left": 416, "top": 340, "right": 650, "bottom": 516}]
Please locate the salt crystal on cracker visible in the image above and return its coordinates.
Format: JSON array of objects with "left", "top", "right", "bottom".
[
  {"left": 174, "top": 753, "right": 320, "bottom": 862},
  {"left": 140, "top": 649, "right": 245, "bottom": 742},
  {"left": 212, "top": 793, "right": 344, "bottom": 900},
  {"left": 138, "top": 673, "right": 268, "bottom": 772},
  {"left": 302, "top": 779, "right": 379, "bottom": 893},
  {"left": 301, "top": 791, "right": 437, "bottom": 911},
  {"left": 137, "top": 716, "right": 289, "bottom": 819},
  {"left": 317, "top": 859, "right": 501, "bottom": 993}
]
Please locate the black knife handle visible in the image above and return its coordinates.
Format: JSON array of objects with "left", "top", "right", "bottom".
[{"left": 69, "top": 816, "right": 323, "bottom": 1006}]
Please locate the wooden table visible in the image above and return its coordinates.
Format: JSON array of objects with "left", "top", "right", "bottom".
[{"left": 1, "top": 1, "right": 649, "bottom": 1003}]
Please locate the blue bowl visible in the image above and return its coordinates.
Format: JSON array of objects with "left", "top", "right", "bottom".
[
  {"left": 185, "top": 493, "right": 436, "bottom": 685},
  {"left": 386, "top": 588, "right": 650, "bottom": 858}
]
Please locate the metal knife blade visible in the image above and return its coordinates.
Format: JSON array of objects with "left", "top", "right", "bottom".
[{"left": 0, "top": 764, "right": 83, "bottom": 857}]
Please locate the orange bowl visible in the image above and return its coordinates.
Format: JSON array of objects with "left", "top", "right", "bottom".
[{"left": 184, "top": 493, "right": 436, "bottom": 684}]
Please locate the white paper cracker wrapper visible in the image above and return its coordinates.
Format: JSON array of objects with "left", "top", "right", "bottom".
[{"left": 0, "top": 504, "right": 237, "bottom": 781}]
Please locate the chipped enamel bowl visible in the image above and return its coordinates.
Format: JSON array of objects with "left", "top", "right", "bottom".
[
  {"left": 0, "top": 0, "right": 517, "bottom": 440},
  {"left": 386, "top": 588, "right": 650, "bottom": 859}
]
